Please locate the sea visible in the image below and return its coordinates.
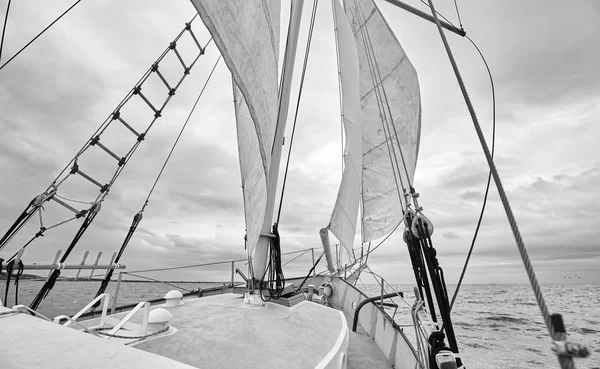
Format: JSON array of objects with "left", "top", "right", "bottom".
[{"left": 3, "top": 281, "right": 599, "bottom": 368}]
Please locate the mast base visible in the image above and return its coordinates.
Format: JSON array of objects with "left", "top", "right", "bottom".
[{"left": 243, "top": 292, "right": 266, "bottom": 307}]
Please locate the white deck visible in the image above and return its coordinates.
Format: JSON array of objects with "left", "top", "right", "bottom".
[
  {"left": 0, "top": 306, "right": 195, "bottom": 369},
  {"left": 134, "top": 293, "right": 346, "bottom": 368},
  {"left": 0, "top": 294, "right": 350, "bottom": 369},
  {"left": 0, "top": 282, "right": 409, "bottom": 369}
]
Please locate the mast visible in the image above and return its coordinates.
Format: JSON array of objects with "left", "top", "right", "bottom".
[{"left": 250, "top": 0, "right": 305, "bottom": 293}]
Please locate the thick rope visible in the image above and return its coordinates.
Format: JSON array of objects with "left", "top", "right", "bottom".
[
  {"left": 426, "top": 2, "right": 568, "bottom": 367},
  {"left": 0, "top": 0, "right": 12, "bottom": 62},
  {"left": 0, "top": 0, "right": 84, "bottom": 71}
]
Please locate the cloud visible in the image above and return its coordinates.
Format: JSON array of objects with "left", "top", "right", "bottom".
[
  {"left": 0, "top": 0, "right": 598, "bottom": 289},
  {"left": 443, "top": 231, "right": 461, "bottom": 240}
]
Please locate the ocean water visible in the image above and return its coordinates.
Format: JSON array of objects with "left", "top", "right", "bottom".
[
  {"left": 3, "top": 281, "right": 598, "bottom": 368},
  {"left": 365, "top": 284, "right": 600, "bottom": 369}
]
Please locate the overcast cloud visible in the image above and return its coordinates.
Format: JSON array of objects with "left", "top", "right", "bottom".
[{"left": 0, "top": 0, "right": 598, "bottom": 287}]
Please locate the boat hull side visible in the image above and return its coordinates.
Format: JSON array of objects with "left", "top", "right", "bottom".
[{"left": 313, "top": 276, "right": 420, "bottom": 368}]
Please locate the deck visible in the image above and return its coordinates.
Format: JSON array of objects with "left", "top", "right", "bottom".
[
  {"left": 0, "top": 306, "right": 194, "bottom": 369},
  {"left": 1, "top": 288, "right": 397, "bottom": 368},
  {"left": 346, "top": 314, "right": 392, "bottom": 369},
  {"left": 133, "top": 293, "right": 346, "bottom": 368}
]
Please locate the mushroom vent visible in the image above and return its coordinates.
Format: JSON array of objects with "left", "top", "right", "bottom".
[{"left": 164, "top": 290, "right": 184, "bottom": 307}]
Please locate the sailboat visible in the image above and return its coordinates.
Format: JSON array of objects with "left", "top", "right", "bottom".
[{"left": 0, "top": 0, "right": 592, "bottom": 368}]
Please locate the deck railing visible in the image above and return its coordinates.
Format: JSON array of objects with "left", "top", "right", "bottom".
[
  {"left": 53, "top": 293, "right": 110, "bottom": 328},
  {"left": 107, "top": 247, "right": 319, "bottom": 311},
  {"left": 5, "top": 247, "right": 126, "bottom": 280}
]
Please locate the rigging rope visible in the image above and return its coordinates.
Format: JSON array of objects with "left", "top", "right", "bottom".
[
  {"left": 276, "top": 0, "right": 318, "bottom": 225},
  {"left": 351, "top": 0, "right": 407, "bottom": 208},
  {"left": 94, "top": 55, "right": 222, "bottom": 299},
  {"left": 0, "top": 0, "right": 11, "bottom": 62},
  {"left": 418, "top": 0, "right": 455, "bottom": 27},
  {"left": 450, "top": 35, "right": 496, "bottom": 311},
  {"left": 260, "top": 223, "right": 285, "bottom": 301},
  {"left": 452, "top": 0, "right": 464, "bottom": 30},
  {"left": 121, "top": 273, "right": 194, "bottom": 293},
  {"left": 2, "top": 259, "right": 22, "bottom": 307},
  {"left": 30, "top": 202, "right": 100, "bottom": 311},
  {"left": 330, "top": 0, "right": 345, "bottom": 173},
  {"left": 0, "top": 16, "right": 207, "bottom": 257},
  {"left": 55, "top": 193, "right": 95, "bottom": 205},
  {"left": 426, "top": 2, "right": 576, "bottom": 367},
  {"left": 353, "top": 0, "right": 414, "bottom": 191},
  {"left": 295, "top": 252, "right": 324, "bottom": 292},
  {"left": 359, "top": 221, "right": 400, "bottom": 260},
  {"left": 142, "top": 54, "right": 221, "bottom": 211},
  {"left": 50, "top": 13, "right": 199, "bottom": 187},
  {"left": 0, "top": 0, "right": 84, "bottom": 72},
  {"left": 414, "top": 217, "right": 461, "bottom": 365}
]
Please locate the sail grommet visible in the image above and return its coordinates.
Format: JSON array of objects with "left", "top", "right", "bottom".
[{"left": 411, "top": 213, "right": 434, "bottom": 239}]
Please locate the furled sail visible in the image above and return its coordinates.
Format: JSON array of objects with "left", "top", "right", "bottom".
[
  {"left": 344, "top": 0, "right": 421, "bottom": 242},
  {"left": 191, "top": 0, "right": 281, "bottom": 253},
  {"left": 328, "top": 0, "right": 363, "bottom": 257}
]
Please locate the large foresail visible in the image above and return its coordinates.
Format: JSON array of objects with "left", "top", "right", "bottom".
[
  {"left": 344, "top": 0, "right": 421, "bottom": 242},
  {"left": 191, "top": 0, "right": 280, "bottom": 254},
  {"left": 329, "top": 0, "right": 363, "bottom": 258}
]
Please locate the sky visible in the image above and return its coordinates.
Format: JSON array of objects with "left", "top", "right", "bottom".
[{"left": 0, "top": 0, "right": 598, "bottom": 289}]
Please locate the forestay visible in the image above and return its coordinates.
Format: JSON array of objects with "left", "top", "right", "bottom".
[
  {"left": 190, "top": 0, "right": 281, "bottom": 253},
  {"left": 329, "top": 0, "right": 363, "bottom": 258},
  {"left": 344, "top": 0, "right": 421, "bottom": 242}
]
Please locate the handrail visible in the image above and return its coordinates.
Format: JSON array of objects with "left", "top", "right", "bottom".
[
  {"left": 108, "top": 301, "right": 150, "bottom": 336},
  {"left": 54, "top": 293, "right": 110, "bottom": 327},
  {"left": 51, "top": 315, "right": 104, "bottom": 338},
  {"left": 12, "top": 263, "right": 125, "bottom": 271},
  {"left": 101, "top": 247, "right": 316, "bottom": 315},
  {"left": 11, "top": 304, "right": 52, "bottom": 321},
  {"left": 235, "top": 268, "right": 248, "bottom": 282},
  {"left": 124, "top": 247, "right": 316, "bottom": 274},
  {"left": 352, "top": 292, "right": 403, "bottom": 332}
]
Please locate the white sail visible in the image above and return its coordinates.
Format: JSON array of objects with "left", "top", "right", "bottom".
[
  {"left": 344, "top": 0, "right": 421, "bottom": 242},
  {"left": 329, "top": 0, "right": 363, "bottom": 257},
  {"left": 191, "top": 0, "right": 281, "bottom": 253}
]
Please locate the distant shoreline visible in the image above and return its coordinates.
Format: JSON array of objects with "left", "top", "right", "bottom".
[
  {"left": 0, "top": 273, "right": 229, "bottom": 284},
  {"left": 1, "top": 273, "right": 594, "bottom": 285}
]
